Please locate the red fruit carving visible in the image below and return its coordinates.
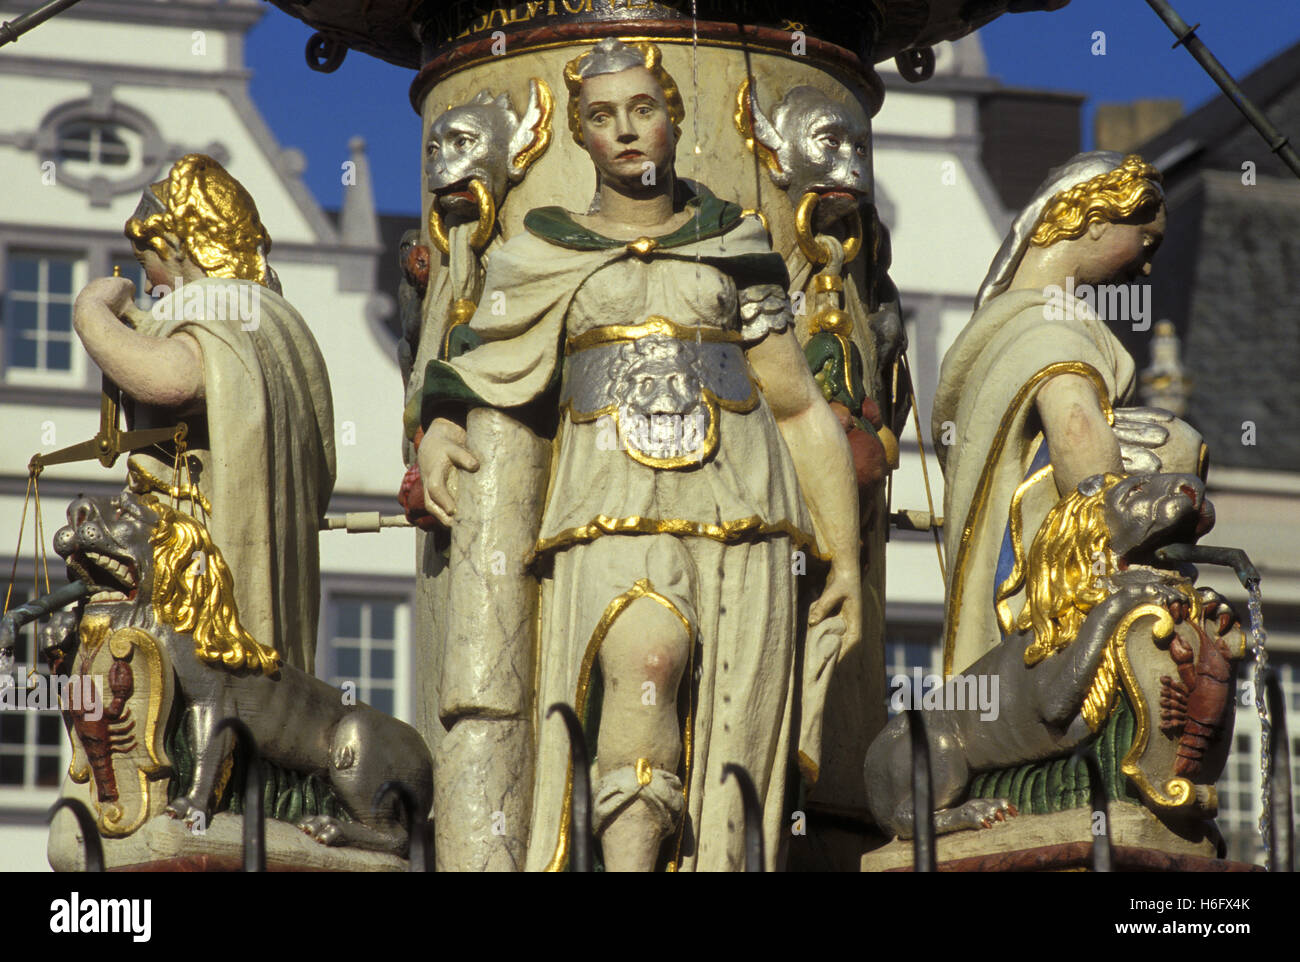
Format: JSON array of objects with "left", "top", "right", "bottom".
[
  {"left": 402, "top": 244, "right": 431, "bottom": 296},
  {"left": 398, "top": 427, "right": 440, "bottom": 531}
]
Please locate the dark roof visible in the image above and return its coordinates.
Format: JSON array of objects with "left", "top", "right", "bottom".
[
  {"left": 1139, "top": 39, "right": 1300, "bottom": 183},
  {"left": 1129, "top": 41, "right": 1300, "bottom": 473}
]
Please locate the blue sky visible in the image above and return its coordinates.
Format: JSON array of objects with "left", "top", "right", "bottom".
[{"left": 245, "top": 0, "right": 1300, "bottom": 216}]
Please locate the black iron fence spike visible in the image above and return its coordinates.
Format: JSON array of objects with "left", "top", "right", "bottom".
[
  {"left": 906, "top": 708, "right": 937, "bottom": 872},
  {"left": 1073, "top": 743, "right": 1112, "bottom": 873},
  {"left": 721, "top": 763, "right": 764, "bottom": 872},
  {"left": 46, "top": 797, "right": 103, "bottom": 872},
  {"left": 373, "top": 780, "right": 429, "bottom": 872},
  {"left": 547, "top": 702, "right": 592, "bottom": 872},
  {"left": 213, "top": 717, "right": 264, "bottom": 872}
]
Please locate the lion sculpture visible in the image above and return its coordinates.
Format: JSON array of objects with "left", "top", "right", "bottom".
[
  {"left": 864, "top": 471, "right": 1241, "bottom": 839},
  {"left": 45, "top": 486, "right": 433, "bottom": 855}
]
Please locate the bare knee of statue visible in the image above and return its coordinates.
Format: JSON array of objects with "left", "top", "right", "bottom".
[{"left": 593, "top": 596, "right": 690, "bottom": 871}]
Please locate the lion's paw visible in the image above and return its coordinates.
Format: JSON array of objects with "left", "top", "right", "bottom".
[
  {"left": 39, "top": 611, "right": 78, "bottom": 655},
  {"left": 936, "top": 798, "right": 1019, "bottom": 833},
  {"left": 298, "top": 815, "right": 346, "bottom": 846},
  {"left": 165, "top": 797, "right": 206, "bottom": 829},
  {"left": 1197, "top": 588, "right": 1241, "bottom": 637}
]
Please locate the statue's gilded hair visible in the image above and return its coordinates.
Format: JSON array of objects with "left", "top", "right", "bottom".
[
  {"left": 563, "top": 39, "right": 684, "bottom": 146},
  {"left": 1014, "top": 474, "right": 1124, "bottom": 665},
  {"left": 146, "top": 498, "right": 280, "bottom": 676},
  {"left": 1030, "top": 154, "right": 1163, "bottom": 247},
  {"left": 125, "top": 153, "right": 273, "bottom": 287}
]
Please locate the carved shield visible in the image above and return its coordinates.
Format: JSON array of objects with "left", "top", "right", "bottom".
[
  {"left": 1108, "top": 586, "right": 1246, "bottom": 817},
  {"left": 63, "top": 621, "right": 175, "bottom": 838}
]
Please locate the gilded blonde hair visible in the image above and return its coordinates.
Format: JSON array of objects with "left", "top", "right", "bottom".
[
  {"left": 1013, "top": 474, "right": 1124, "bottom": 666},
  {"left": 563, "top": 39, "right": 684, "bottom": 146},
  {"left": 146, "top": 498, "right": 280, "bottom": 676},
  {"left": 1030, "top": 154, "right": 1163, "bottom": 247},
  {"left": 125, "top": 154, "right": 273, "bottom": 286}
]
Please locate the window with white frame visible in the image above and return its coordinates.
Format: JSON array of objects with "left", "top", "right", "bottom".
[
  {"left": 884, "top": 620, "right": 943, "bottom": 717},
  {"left": 3, "top": 250, "right": 86, "bottom": 385},
  {"left": 0, "top": 589, "right": 66, "bottom": 797},
  {"left": 1216, "top": 657, "right": 1300, "bottom": 865},
  {"left": 321, "top": 593, "right": 411, "bottom": 723},
  {"left": 56, "top": 120, "right": 135, "bottom": 171}
]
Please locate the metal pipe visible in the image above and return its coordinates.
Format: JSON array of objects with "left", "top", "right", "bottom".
[
  {"left": 1142, "top": 0, "right": 1300, "bottom": 180},
  {"left": 1074, "top": 744, "right": 1112, "bottom": 872},
  {"left": 0, "top": 0, "right": 86, "bottom": 49},
  {"left": 906, "top": 709, "right": 937, "bottom": 872},
  {"left": 1264, "top": 669, "right": 1294, "bottom": 872},
  {"left": 2, "top": 581, "right": 89, "bottom": 636},
  {"left": 2, "top": 581, "right": 89, "bottom": 669},
  {"left": 214, "top": 717, "right": 265, "bottom": 872},
  {"left": 1153, "top": 543, "right": 1259, "bottom": 590},
  {"left": 547, "top": 702, "right": 592, "bottom": 872},
  {"left": 721, "top": 763, "right": 765, "bottom": 872},
  {"left": 373, "top": 780, "right": 430, "bottom": 871},
  {"left": 46, "top": 797, "right": 103, "bottom": 872}
]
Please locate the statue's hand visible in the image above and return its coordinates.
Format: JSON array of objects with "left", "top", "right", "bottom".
[
  {"left": 75, "top": 276, "right": 137, "bottom": 321},
  {"left": 417, "top": 417, "right": 480, "bottom": 526},
  {"left": 809, "top": 559, "right": 862, "bottom": 656}
]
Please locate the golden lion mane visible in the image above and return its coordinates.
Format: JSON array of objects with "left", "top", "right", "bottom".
[
  {"left": 1009, "top": 473, "right": 1125, "bottom": 730},
  {"left": 1013, "top": 473, "right": 1123, "bottom": 664},
  {"left": 145, "top": 498, "right": 280, "bottom": 675}
]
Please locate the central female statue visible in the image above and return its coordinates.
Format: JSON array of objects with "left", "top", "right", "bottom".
[{"left": 413, "top": 39, "right": 861, "bottom": 871}]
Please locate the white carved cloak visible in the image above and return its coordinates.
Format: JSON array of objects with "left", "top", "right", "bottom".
[
  {"left": 133, "top": 277, "right": 336, "bottom": 673},
  {"left": 931, "top": 288, "right": 1134, "bottom": 676}
]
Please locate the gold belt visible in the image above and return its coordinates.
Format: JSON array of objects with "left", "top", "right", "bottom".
[{"left": 566, "top": 315, "right": 743, "bottom": 354}]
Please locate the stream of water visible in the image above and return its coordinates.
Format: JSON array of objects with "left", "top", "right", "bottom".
[{"left": 1247, "top": 583, "right": 1271, "bottom": 859}]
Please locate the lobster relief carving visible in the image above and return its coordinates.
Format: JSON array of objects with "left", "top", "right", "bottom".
[{"left": 1159, "top": 595, "right": 1239, "bottom": 779}]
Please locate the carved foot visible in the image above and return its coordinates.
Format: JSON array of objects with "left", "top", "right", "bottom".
[
  {"left": 934, "top": 798, "right": 1019, "bottom": 834},
  {"left": 165, "top": 797, "right": 207, "bottom": 830},
  {"left": 298, "top": 815, "right": 347, "bottom": 846}
]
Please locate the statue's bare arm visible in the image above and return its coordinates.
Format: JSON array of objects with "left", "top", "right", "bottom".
[
  {"left": 73, "top": 277, "right": 205, "bottom": 408},
  {"left": 747, "top": 326, "right": 862, "bottom": 650},
  {"left": 1036, "top": 373, "right": 1122, "bottom": 496}
]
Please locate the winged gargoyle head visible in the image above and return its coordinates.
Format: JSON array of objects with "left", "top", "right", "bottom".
[
  {"left": 738, "top": 81, "right": 871, "bottom": 229},
  {"left": 425, "top": 78, "right": 553, "bottom": 217}
]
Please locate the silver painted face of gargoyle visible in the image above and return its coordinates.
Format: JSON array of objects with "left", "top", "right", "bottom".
[
  {"left": 744, "top": 84, "right": 872, "bottom": 227},
  {"left": 425, "top": 79, "right": 551, "bottom": 217}
]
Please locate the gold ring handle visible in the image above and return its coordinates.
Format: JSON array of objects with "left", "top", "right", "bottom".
[
  {"left": 427, "top": 178, "right": 496, "bottom": 256},
  {"left": 793, "top": 192, "right": 863, "bottom": 266}
]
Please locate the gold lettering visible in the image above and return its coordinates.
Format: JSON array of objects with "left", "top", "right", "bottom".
[
  {"left": 560, "top": 0, "right": 592, "bottom": 12},
  {"left": 547, "top": 0, "right": 557, "bottom": 14},
  {"left": 526, "top": 0, "right": 544, "bottom": 15},
  {"left": 488, "top": 7, "right": 511, "bottom": 27},
  {"left": 470, "top": 12, "right": 490, "bottom": 31}
]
